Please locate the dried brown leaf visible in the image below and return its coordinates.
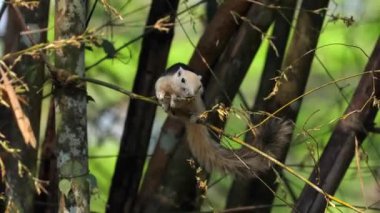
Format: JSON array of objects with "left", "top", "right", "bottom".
[
  {"left": 153, "top": 16, "right": 174, "bottom": 33},
  {"left": 0, "top": 67, "right": 37, "bottom": 148},
  {"left": 100, "top": 0, "right": 123, "bottom": 20},
  {"left": 34, "top": 179, "right": 49, "bottom": 195},
  {"left": 0, "top": 157, "right": 5, "bottom": 179}
]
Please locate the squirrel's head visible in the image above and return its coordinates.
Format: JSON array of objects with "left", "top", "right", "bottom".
[{"left": 166, "top": 63, "right": 203, "bottom": 97}]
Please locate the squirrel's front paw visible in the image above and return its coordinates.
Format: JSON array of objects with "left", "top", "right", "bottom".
[
  {"left": 156, "top": 93, "right": 171, "bottom": 112},
  {"left": 156, "top": 91, "right": 166, "bottom": 101},
  {"left": 170, "top": 94, "right": 179, "bottom": 108}
]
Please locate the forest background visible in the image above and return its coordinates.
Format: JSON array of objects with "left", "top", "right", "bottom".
[{"left": 0, "top": 0, "right": 379, "bottom": 212}]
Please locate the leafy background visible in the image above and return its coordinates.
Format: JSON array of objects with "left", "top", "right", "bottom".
[
  {"left": 55, "top": 0, "right": 380, "bottom": 212},
  {"left": 0, "top": 0, "right": 375, "bottom": 211}
]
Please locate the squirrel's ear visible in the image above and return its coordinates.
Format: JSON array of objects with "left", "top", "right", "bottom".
[
  {"left": 178, "top": 67, "right": 185, "bottom": 72},
  {"left": 197, "top": 75, "right": 202, "bottom": 80}
]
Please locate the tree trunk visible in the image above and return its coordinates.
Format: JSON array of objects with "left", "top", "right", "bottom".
[
  {"left": 204, "top": 0, "right": 277, "bottom": 111},
  {"left": 294, "top": 37, "right": 380, "bottom": 213},
  {"left": 226, "top": 0, "right": 330, "bottom": 211},
  {"left": 133, "top": 119, "right": 186, "bottom": 213},
  {"left": 189, "top": 0, "right": 251, "bottom": 83},
  {"left": 251, "top": 0, "right": 297, "bottom": 113},
  {"left": 54, "top": 0, "right": 88, "bottom": 211},
  {"left": 36, "top": 99, "right": 58, "bottom": 213},
  {"left": 1, "top": 2, "right": 49, "bottom": 212},
  {"left": 106, "top": 1, "right": 179, "bottom": 212},
  {"left": 226, "top": 0, "right": 297, "bottom": 209},
  {"left": 206, "top": 0, "right": 218, "bottom": 23},
  {"left": 264, "top": 0, "right": 329, "bottom": 117},
  {"left": 134, "top": 1, "right": 252, "bottom": 211}
]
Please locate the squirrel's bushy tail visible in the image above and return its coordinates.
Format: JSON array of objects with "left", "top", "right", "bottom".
[{"left": 185, "top": 119, "right": 292, "bottom": 177}]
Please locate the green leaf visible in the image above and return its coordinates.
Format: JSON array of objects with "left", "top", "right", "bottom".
[
  {"left": 59, "top": 179, "right": 72, "bottom": 197},
  {"left": 87, "top": 173, "right": 98, "bottom": 194},
  {"left": 101, "top": 39, "right": 116, "bottom": 59}
]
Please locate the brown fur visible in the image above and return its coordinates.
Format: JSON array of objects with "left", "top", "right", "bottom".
[
  {"left": 155, "top": 67, "right": 292, "bottom": 177},
  {"left": 185, "top": 95, "right": 292, "bottom": 177}
]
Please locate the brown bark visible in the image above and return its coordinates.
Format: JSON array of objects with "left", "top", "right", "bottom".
[
  {"left": 138, "top": 136, "right": 198, "bottom": 213},
  {"left": 206, "top": 0, "right": 218, "bottom": 23},
  {"left": 135, "top": 1, "right": 251, "bottom": 212},
  {"left": 35, "top": 99, "right": 58, "bottom": 213},
  {"left": 139, "top": 1, "right": 277, "bottom": 211},
  {"left": 133, "top": 119, "right": 186, "bottom": 213},
  {"left": 189, "top": 0, "right": 251, "bottom": 83},
  {"left": 264, "top": 0, "right": 329, "bottom": 118},
  {"left": 1, "top": 2, "right": 49, "bottom": 212},
  {"left": 204, "top": 0, "right": 277, "bottom": 110},
  {"left": 251, "top": 0, "right": 297, "bottom": 113},
  {"left": 0, "top": 7, "right": 22, "bottom": 212},
  {"left": 106, "top": 1, "right": 180, "bottom": 212},
  {"left": 134, "top": 119, "right": 184, "bottom": 212},
  {"left": 225, "top": 0, "right": 330, "bottom": 211},
  {"left": 226, "top": 0, "right": 297, "bottom": 209},
  {"left": 294, "top": 37, "right": 380, "bottom": 213}
]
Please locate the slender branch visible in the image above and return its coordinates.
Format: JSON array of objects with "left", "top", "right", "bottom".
[
  {"left": 10, "top": 5, "right": 56, "bottom": 73},
  {"left": 83, "top": 69, "right": 380, "bottom": 126},
  {"left": 79, "top": 77, "right": 158, "bottom": 104},
  {"left": 80, "top": 68, "right": 380, "bottom": 212},
  {"left": 295, "top": 37, "right": 380, "bottom": 213},
  {"left": 85, "top": 32, "right": 148, "bottom": 71},
  {"left": 85, "top": 0, "right": 207, "bottom": 71},
  {"left": 240, "top": 70, "right": 380, "bottom": 136},
  {"left": 197, "top": 203, "right": 380, "bottom": 213},
  {"left": 85, "top": 0, "right": 99, "bottom": 28},
  {"left": 205, "top": 123, "right": 362, "bottom": 212}
]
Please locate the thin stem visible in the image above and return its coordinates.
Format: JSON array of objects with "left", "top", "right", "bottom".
[
  {"left": 79, "top": 77, "right": 158, "bottom": 104},
  {"left": 206, "top": 123, "right": 363, "bottom": 213}
]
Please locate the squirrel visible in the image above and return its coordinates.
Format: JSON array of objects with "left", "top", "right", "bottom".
[{"left": 155, "top": 63, "right": 292, "bottom": 177}]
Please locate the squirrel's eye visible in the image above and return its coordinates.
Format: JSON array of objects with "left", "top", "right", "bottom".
[
  {"left": 181, "top": 78, "right": 186, "bottom": 83},
  {"left": 178, "top": 71, "right": 181, "bottom": 77}
]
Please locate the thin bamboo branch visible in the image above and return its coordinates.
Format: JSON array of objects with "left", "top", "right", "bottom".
[
  {"left": 294, "top": 37, "right": 380, "bottom": 213},
  {"left": 135, "top": 1, "right": 252, "bottom": 212},
  {"left": 227, "top": 0, "right": 297, "bottom": 208},
  {"left": 106, "top": 1, "right": 180, "bottom": 212},
  {"left": 206, "top": 124, "right": 363, "bottom": 213}
]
